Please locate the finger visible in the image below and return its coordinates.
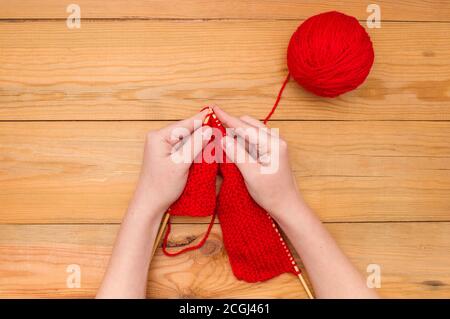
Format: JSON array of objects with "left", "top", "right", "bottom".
[
  {"left": 239, "top": 115, "right": 266, "bottom": 129},
  {"left": 213, "top": 106, "right": 254, "bottom": 132},
  {"left": 222, "top": 136, "right": 260, "bottom": 177},
  {"left": 234, "top": 132, "right": 258, "bottom": 160},
  {"left": 240, "top": 115, "right": 279, "bottom": 138},
  {"left": 189, "top": 126, "right": 212, "bottom": 162},
  {"left": 214, "top": 106, "right": 275, "bottom": 158},
  {"left": 161, "top": 108, "right": 211, "bottom": 144},
  {"left": 214, "top": 106, "right": 263, "bottom": 145},
  {"left": 232, "top": 119, "right": 271, "bottom": 158},
  {"left": 239, "top": 115, "right": 275, "bottom": 146},
  {"left": 171, "top": 126, "right": 212, "bottom": 164},
  {"left": 214, "top": 106, "right": 274, "bottom": 146}
]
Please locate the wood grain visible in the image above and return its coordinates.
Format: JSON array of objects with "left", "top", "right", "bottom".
[
  {"left": 1, "top": 0, "right": 449, "bottom": 21},
  {"left": 0, "top": 121, "right": 449, "bottom": 223},
  {"left": 1, "top": 21, "right": 449, "bottom": 120},
  {"left": 1, "top": 0, "right": 449, "bottom": 300},
  {"left": 0, "top": 222, "right": 448, "bottom": 298}
]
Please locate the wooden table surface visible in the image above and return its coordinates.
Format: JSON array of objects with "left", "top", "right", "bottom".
[{"left": 1, "top": 1, "right": 449, "bottom": 298}]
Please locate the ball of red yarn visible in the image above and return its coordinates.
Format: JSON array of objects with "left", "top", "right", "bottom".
[{"left": 287, "top": 11, "right": 375, "bottom": 98}]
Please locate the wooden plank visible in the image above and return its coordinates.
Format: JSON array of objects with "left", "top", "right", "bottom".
[
  {"left": 0, "top": 222, "right": 448, "bottom": 298},
  {"left": 1, "top": 21, "right": 449, "bottom": 121},
  {"left": 1, "top": 0, "right": 449, "bottom": 21},
  {"left": 0, "top": 121, "right": 449, "bottom": 223}
]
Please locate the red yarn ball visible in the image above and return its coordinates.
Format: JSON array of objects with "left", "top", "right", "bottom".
[{"left": 287, "top": 11, "right": 375, "bottom": 98}]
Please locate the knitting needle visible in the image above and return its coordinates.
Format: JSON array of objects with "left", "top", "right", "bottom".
[
  {"left": 152, "top": 212, "right": 315, "bottom": 299},
  {"left": 298, "top": 273, "right": 314, "bottom": 299},
  {"left": 151, "top": 212, "right": 170, "bottom": 257},
  {"left": 151, "top": 109, "right": 314, "bottom": 298},
  {"left": 152, "top": 214, "right": 314, "bottom": 299}
]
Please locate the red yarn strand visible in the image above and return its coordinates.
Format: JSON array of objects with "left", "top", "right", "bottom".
[
  {"left": 263, "top": 73, "right": 290, "bottom": 124},
  {"left": 162, "top": 212, "right": 216, "bottom": 257}
]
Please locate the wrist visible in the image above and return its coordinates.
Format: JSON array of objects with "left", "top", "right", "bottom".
[
  {"left": 271, "top": 192, "right": 310, "bottom": 225},
  {"left": 130, "top": 180, "right": 169, "bottom": 220}
]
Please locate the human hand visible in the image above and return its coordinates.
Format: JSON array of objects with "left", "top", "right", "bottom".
[
  {"left": 134, "top": 109, "right": 212, "bottom": 217},
  {"left": 213, "top": 106, "right": 302, "bottom": 222}
]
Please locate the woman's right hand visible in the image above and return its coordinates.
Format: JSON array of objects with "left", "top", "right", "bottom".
[
  {"left": 213, "top": 106, "right": 303, "bottom": 222},
  {"left": 215, "top": 107, "right": 379, "bottom": 299}
]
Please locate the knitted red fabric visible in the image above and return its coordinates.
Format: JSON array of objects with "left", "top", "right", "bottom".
[
  {"left": 170, "top": 110, "right": 222, "bottom": 217},
  {"left": 164, "top": 109, "right": 299, "bottom": 282},
  {"left": 218, "top": 161, "right": 298, "bottom": 282},
  {"left": 169, "top": 155, "right": 218, "bottom": 217}
]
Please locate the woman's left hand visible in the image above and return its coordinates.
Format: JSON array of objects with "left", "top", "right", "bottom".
[{"left": 135, "top": 109, "right": 212, "bottom": 216}]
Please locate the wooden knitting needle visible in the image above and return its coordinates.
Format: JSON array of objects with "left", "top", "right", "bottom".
[
  {"left": 152, "top": 214, "right": 315, "bottom": 299},
  {"left": 151, "top": 212, "right": 170, "bottom": 257},
  {"left": 298, "top": 273, "right": 314, "bottom": 299},
  {"left": 151, "top": 108, "right": 314, "bottom": 299}
]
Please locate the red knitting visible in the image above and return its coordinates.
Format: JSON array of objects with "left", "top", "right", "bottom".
[
  {"left": 161, "top": 10, "right": 375, "bottom": 283},
  {"left": 163, "top": 108, "right": 299, "bottom": 282}
]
